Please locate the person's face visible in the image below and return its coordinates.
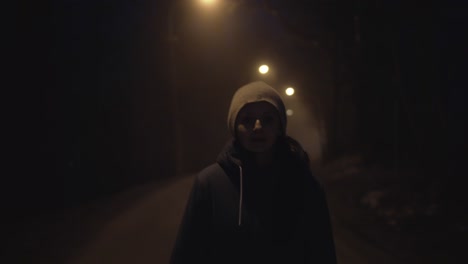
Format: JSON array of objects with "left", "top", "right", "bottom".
[{"left": 236, "top": 101, "right": 282, "bottom": 153}]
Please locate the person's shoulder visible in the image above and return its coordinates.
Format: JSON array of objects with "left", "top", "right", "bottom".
[
  {"left": 196, "top": 163, "right": 225, "bottom": 183},
  {"left": 302, "top": 166, "right": 325, "bottom": 192}
]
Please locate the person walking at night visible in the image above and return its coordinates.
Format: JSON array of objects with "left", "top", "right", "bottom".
[{"left": 170, "top": 81, "right": 337, "bottom": 264}]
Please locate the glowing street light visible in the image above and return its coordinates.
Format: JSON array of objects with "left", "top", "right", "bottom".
[
  {"left": 200, "top": 0, "right": 216, "bottom": 5},
  {"left": 285, "top": 87, "right": 295, "bottom": 96},
  {"left": 169, "top": 0, "right": 219, "bottom": 174},
  {"left": 259, "top": 65, "right": 269, "bottom": 74}
]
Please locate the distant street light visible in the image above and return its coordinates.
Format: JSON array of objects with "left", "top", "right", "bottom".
[
  {"left": 285, "top": 87, "right": 295, "bottom": 96},
  {"left": 259, "top": 65, "right": 269, "bottom": 74}
]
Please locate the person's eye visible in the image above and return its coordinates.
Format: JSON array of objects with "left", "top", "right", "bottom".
[
  {"left": 242, "top": 117, "right": 253, "bottom": 125},
  {"left": 262, "top": 116, "right": 274, "bottom": 124}
]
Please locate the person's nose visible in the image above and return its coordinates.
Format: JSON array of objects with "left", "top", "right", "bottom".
[{"left": 253, "top": 119, "right": 262, "bottom": 131}]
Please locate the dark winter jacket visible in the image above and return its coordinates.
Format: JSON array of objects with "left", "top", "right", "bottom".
[{"left": 170, "top": 137, "right": 337, "bottom": 264}]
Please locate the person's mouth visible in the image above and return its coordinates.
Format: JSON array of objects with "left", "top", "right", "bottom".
[{"left": 250, "top": 137, "right": 266, "bottom": 143}]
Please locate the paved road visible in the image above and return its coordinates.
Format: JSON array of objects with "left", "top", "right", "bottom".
[{"left": 3, "top": 174, "right": 403, "bottom": 264}]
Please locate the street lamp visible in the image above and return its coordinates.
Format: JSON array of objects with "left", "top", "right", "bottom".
[
  {"left": 285, "top": 87, "right": 295, "bottom": 96},
  {"left": 259, "top": 64, "right": 269, "bottom": 74},
  {"left": 168, "top": 0, "right": 221, "bottom": 174},
  {"left": 200, "top": 0, "right": 216, "bottom": 5}
]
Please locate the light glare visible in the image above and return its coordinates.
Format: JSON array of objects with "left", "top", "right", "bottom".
[
  {"left": 286, "top": 109, "right": 294, "bottom": 116},
  {"left": 259, "top": 65, "right": 269, "bottom": 74},
  {"left": 285, "top": 87, "right": 295, "bottom": 96},
  {"left": 200, "top": 0, "right": 216, "bottom": 4}
]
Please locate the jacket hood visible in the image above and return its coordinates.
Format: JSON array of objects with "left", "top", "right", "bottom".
[{"left": 227, "top": 81, "right": 287, "bottom": 137}]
